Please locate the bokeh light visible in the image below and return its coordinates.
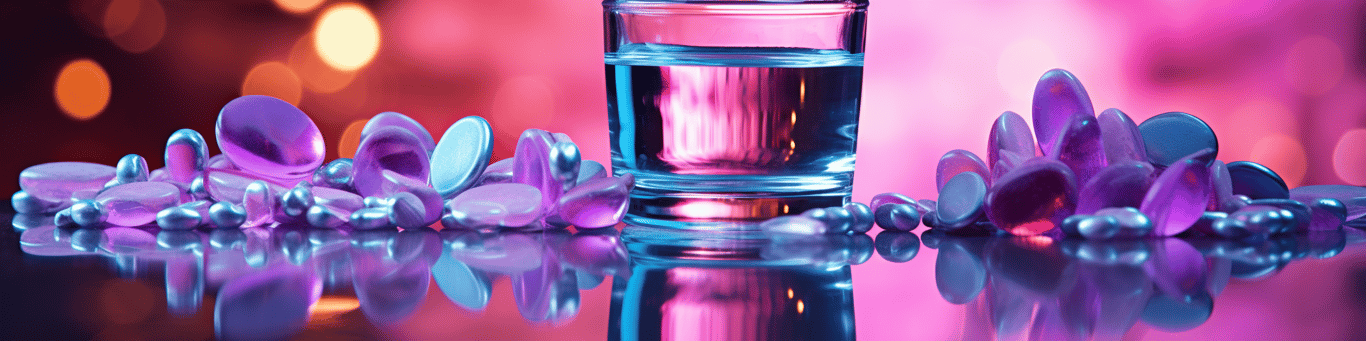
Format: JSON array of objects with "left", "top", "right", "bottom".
[
  {"left": 1284, "top": 35, "right": 1345, "bottom": 96},
  {"left": 273, "top": 0, "right": 327, "bottom": 15},
  {"left": 54, "top": 59, "right": 112, "bottom": 121},
  {"left": 241, "top": 62, "right": 303, "bottom": 106},
  {"left": 1332, "top": 129, "right": 1366, "bottom": 185},
  {"left": 1248, "top": 134, "right": 1307, "bottom": 188},
  {"left": 337, "top": 119, "right": 367, "bottom": 159},
  {"left": 288, "top": 34, "right": 358, "bottom": 94},
  {"left": 102, "top": 0, "right": 165, "bottom": 53},
  {"left": 313, "top": 3, "right": 381, "bottom": 72},
  {"left": 308, "top": 296, "right": 360, "bottom": 321}
]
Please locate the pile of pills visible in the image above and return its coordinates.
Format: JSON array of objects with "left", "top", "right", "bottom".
[
  {"left": 13, "top": 95, "right": 633, "bottom": 231},
  {"left": 764, "top": 69, "right": 1365, "bottom": 240}
]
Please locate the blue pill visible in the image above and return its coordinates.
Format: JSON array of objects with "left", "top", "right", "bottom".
[
  {"left": 1227, "top": 161, "right": 1289, "bottom": 200},
  {"left": 875, "top": 231, "right": 920, "bottom": 263},
  {"left": 936, "top": 172, "right": 987, "bottom": 230},
  {"left": 1138, "top": 112, "right": 1218, "bottom": 167},
  {"left": 209, "top": 201, "right": 246, "bottom": 229},
  {"left": 844, "top": 202, "right": 875, "bottom": 234},
  {"left": 874, "top": 203, "right": 920, "bottom": 232},
  {"left": 430, "top": 116, "right": 493, "bottom": 199}
]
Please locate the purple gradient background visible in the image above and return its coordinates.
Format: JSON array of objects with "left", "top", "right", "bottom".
[{"left": 4, "top": 0, "right": 1366, "bottom": 339}]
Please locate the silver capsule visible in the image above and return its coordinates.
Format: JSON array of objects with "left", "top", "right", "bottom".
[
  {"left": 69, "top": 199, "right": 106, "bottom": 227},
  {"left": 53, "top": 208, "right": 76, "bottom": 227},
  {"left": 549, "top": 142, "right": 581, "bottom": 191},
  {"left": 157, "top": 206, "right": 203, "bottom": 230},
  {"left": 179, "top": 200, "right": 213, "bottom": 218},
  {"left": 209, "top": 201, "right": 247, "bottom": 229},
  {"left": 351, "top": 207, "right": 395, "bottom": 230},
  {"left": 188, "top": 176, "right": 209, "bottom": 200},
  {"left": 12, "top": 190, "right": 69, "bottom": 214},
  {"left": 364, "top": 196, "right": 393, "bottom": 208},
  {"left": 312, "top": 158, "right": 355, "bottom": 190},
  {"left": 280, "top": 186, "right": 314, "bottom": 217},
  {"left": 306, "top": 205, "right": 346, "bottom": 229},
  {"left": 115, "top": 154, "right": 149, "bottom": 184}
]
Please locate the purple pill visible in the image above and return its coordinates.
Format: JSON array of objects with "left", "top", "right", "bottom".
[
  {"left": 479, "top": 158, "right": 515, "bottom": 186},
  {"left": 1032, "top": 69, "right": 1095, "bottom": 156},
  {"left": 1075, "top": 161, "right": 1154, "bottom": 215},
  {"left": 871, "top": 192, "right": 915, "bottom": 211},
  {"left": 1290, "top": 185, "right": 1366, "bottom": 221},
  {"left": 312, "top": 186, "right": 365, "bottom": 213},
  {"left": 446, "top": 183, "right": 544, "bottom": 228},
  {"left": 204, "top": 168, "right": 289, "bottom": 205},
  {"left": 1049, "top": 113, "right": 1107, "bottom": 186},
  {"left": 577, "top": 160, "right": 607, "bottom": 185},
  {"left": 207, "top": 154, "right": 237, "bottom": 170},
  {"left": 96, "top": 181, "right": 182, "bottom": 226},
  {"left": 988, "top": 111, "right": 1036, "bottom": 176},
  {"left": 1140, "top": 149, "right": 1213, "bottom": 236},
  {"left": 353, "top": 126, "right": 431, "bottom": 198},
  {"left": 215, "top": 95, "right": 325, "bottom": 179},
  {"left": 1097, "top": 108, "right": 1147, "bottom": 165},
  {"left": 514, "top": 129, "right": 562, "bottom": 212},
  {"left": 985, "top": 158, "right": 1077, "bottom": 236},
  {"left": 557, "top": 174, "right": 632, "bottom": 229},
  {"left": 362, "top": 112, "right": 436, "bottom": 154},
  {"left": 20, "top": 162, "right": 116, "bottom": 202},
  {"left": 936, "top": 149, "right": 990, "bottom": 191},
  {"left": 1208, "top": 160, "right": 1237, "bottom": 212}
]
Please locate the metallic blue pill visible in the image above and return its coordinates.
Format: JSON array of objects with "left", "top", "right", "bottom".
[
  {"left": 209, "top": 201, "right": 247, "bottom": 229},
  {"left": 1138, "top": 112, "right": 1218, "bottom": 167},
  {"left": 115, "top": 154, "right": 149, "bottom": 185},
  {"left": 430, "top": 116, "right": 493, "bottom": 199},
  {"left": 937, "top": 172, "right": 988, "bottom": 231},
  {"left": 156, "top": 206, "right": 203, "bottom": 230},
  {"left": 69, "top": 199, "right": 106, "bottom": 227},
  {"left": 1227, "top": 161, "right": 1290, "bottom": 200},
  {"left": 844, "top": 202, "right": 875, "bottom": 234},
  {"left": 874, "top": 203, "right": 920, "bottom": 232}
]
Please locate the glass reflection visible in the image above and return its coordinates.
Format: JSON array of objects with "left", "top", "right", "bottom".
[
  {"left": 610, "top": 226, "right": 864, "bottom": 341},
  {"left": 924, "top": 228, "right": 1365, "bottom": 340}
]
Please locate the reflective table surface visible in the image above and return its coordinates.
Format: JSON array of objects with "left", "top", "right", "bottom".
[{"left": 4, "top": 212, "right": 1366, "bottom": 340}]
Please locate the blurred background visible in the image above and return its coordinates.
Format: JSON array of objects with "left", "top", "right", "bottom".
[
  {"left": 4, "top": 0, "right": 1366, "bottom": 202},
  {"left": 3, "top": 0, "right": 1366, "bottom": 339}
]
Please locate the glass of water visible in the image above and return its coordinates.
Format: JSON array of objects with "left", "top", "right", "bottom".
[{"left": 605, "top": 0, "right": 868, "bottom": 227}]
